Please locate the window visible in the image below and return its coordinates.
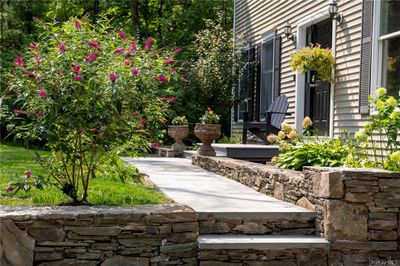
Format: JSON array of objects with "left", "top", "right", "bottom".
[
  {"left": 260, "top": 38, "right": 274, "bottom": 115},
  {"left": 237, "top": 48, "right": 251, "bottom": 121},
  {"left": 374, "top": 0, "right": 400, "bottom": 99}
]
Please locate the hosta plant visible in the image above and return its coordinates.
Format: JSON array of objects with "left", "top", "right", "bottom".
[{"left": 5, "top": 17, "right": 179, "bottom": 204}]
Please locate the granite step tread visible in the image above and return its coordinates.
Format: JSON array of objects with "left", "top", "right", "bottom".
[{"left": 198, "top": 234, "right": 330, "bottom": 250}]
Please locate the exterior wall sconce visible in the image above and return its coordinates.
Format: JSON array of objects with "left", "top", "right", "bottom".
[
  {"left": 284, "top": 21, "right": 296, "bottom": 42},
  {"left": 329, "top": 0, "right": 344, "bottom": 24}
]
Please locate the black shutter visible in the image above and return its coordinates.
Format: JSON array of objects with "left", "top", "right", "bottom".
[
  {"left": 255, "top": 44, "right": 262, "bottom": 121},
  {"left": 273, "top": 35, "right": 281, "bottom": 101},
  {"left": 359, "top": 0, "right": 374, "bottom": 114},
  {"left": 248, "top": 47, "right": 256, "bottom": 121},
  {"left": 233, "top": 82, "right": 239, "bottom": 122}
]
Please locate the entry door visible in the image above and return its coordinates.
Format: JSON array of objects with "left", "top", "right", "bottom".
[{"left": 305, "top": 19, "right": 332, "bottom": 136}]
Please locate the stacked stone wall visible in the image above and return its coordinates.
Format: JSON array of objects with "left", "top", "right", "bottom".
[{"left": 192, "top": 155, "right": 400, "bottom": 265}]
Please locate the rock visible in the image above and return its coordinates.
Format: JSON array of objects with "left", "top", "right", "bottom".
[
  {"left": 172, "top": 222, "right": 198, "bottom": 233},
  {"left": 66, "top": 226, "right": 121, "bottom": 236},
  {"left": 369, "top": 213, "right": 397, "bottom": 220},
  {"left": 28, "top": 228, "right": 65, "bottom": 241},
  {"left": 160, "top": 242, "right": 197, "bottom": 253},
  {"left": 101, "top": 255, "right": 149, "bottom": 266},
  {"left": 368, "top": 219, "right": 398, "bottom": 230},
  {"left": 324, "top": 200, "right": 368, "bottom": 241},
  {"left": 233, "top": 222, "right": 268, "bottom": 234},
  {"left": 76, "top": 252, "right": 104, "bottom": 260},
  {"left": 313, "top": 172, "right": 344, "bottom": 199},
  {"left": 296, "top": 197, "right": 316, "bottom": 211},
  {"left": 37, "top": 259, "right": 99, "bottom": 266},
  {"left": 345, "top": 180, "right": 379, "bottom": 193},
  {"left": 90, "top": 242, "right": 118, "bottom": 251},
  {"left": 0, "top": 218, "right": 35, "bottom": 266},
  {"left": 35, "top": 252, "right": 64, "bottom": 261},
  {"left": 375, "top": 193, "right": 400, "bottom": 208},
  {"left": 273, "top": 183, "right": 284, "bottom": 200},
  {"left": 199, "top": 222, "right": 230, "bottom": 234},
  {"left": 167, "top": 232, "right": 198, "bottom": 243},
  {"left": 368, "top": 230, "right": 398, "bottom": 240},
  {"left": 332, "top": 241, "right": 398, "bottom": 251},
  {"left": 344, "top": 193, "right": 374, "bottom": 203}
]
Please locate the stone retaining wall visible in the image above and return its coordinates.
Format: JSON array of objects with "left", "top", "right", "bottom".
[
  {"left": 0, "top": 205, "right": 198, "bottom": 266},
  {"left": 192, "top": 155, "right": 400, "bottom": 265}
]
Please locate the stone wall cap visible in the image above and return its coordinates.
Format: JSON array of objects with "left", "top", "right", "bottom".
[
  {"left": 0, "top": 204, "right": 195, "bottom": 219},
  {"left": 304, "top": 166, "right": 400, "bottom": 177}
]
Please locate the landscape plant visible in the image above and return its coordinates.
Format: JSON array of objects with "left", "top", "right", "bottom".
[
  {"left": 199, "top": 108, "right": 220, "bottom": 125},
  {"left": 171, "top": 116, "right": 188, "bottom": 125},
  {"left": 5, "top": 17, "right": 179, "bottom": 204},
  {"left": 290, "top": 44, "right": 335, "bottom": 82}
]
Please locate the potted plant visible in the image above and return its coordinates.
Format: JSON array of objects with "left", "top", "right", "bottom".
[
  {"left": 195, "top": 108, "right": 221, "bottom": 156},
  {"left": 168, "top": 116, "right": 189, "bottom": 152},
  {"left": 289, "top": 44, "right": 335, "bottom": 82}
]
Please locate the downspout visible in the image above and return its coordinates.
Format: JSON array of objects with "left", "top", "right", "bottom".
[{"left": 231, "top": 0, "right": 237, "bottom": 137}]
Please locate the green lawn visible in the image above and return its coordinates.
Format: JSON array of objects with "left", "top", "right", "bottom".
[{"left": 0, "top": 143, "right": 167, "bottom": 206}]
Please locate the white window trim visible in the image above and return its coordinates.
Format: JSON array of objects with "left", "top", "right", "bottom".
[{"left": 370, "top": 0, "right": 400, "bottom": 100}]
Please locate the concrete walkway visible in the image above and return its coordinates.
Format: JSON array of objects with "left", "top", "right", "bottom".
[{"left": 123, "top": 157, "right": 314, "bottom": 220}]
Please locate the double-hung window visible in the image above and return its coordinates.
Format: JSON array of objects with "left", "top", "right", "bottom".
[{"left": 372, "top": 0, "right": 400, "bottom": 99}]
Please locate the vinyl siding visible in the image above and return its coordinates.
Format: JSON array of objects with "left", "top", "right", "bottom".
[{"left": 232, "top": 0, "right": 370, "bottom": 138}]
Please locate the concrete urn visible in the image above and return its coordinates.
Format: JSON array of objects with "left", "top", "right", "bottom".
[
  {"left": 168, "top": 125, "right": 189, "bottom": 152},
  {"left": 194, "top": 123, "right": 221, "bottom": 156}
]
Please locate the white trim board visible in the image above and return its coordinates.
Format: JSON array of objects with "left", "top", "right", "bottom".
[{"left": 294, "top": 6, "right": 335, "bottom": 138}]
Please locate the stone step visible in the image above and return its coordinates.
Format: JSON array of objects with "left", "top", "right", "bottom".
[
  {"left": 198, "top": 234, "right": 330, "bottom": 250},
  {"left": 198, "top": 212, "right": 316, "bottom": 235},
  {"left": 198, "top": 234, "right": 330, "bottom": 265}
]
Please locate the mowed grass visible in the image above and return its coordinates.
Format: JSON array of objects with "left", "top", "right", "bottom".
[{"left": 0, "top": 142, "right": 167, "bottom": 206}]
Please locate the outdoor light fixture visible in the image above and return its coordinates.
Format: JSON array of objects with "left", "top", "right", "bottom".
[
  {"left": 284, "top": 21, "right": 295, "bottom": 42},
  {"left": 329, "top": 0, "right": 343, "bottom": 24}
]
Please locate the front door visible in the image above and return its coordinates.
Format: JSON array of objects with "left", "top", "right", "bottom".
[{"left": 305, "top": 19, "right": 332, "bottom": 136}]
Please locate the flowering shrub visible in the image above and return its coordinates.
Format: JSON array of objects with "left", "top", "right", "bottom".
[
  {"left": 6, "top": 17, "right": 179, "bottom": 204},
  {"left": 171, "top": 116, "right": 188, "bottom": 125},
  {"left": 353, "top": 88, "right": 400, "bottom": 171},
  {"left": 6, "top": 170, "right": 48, "bottom": 195},
  {"left": 290, "top": 44, "right": 335, "bottom": 82},
  {"left": 199, "top": 108, "right": 220, "bottom": 124}
]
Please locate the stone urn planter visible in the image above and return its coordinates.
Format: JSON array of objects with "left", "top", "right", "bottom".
[
  {"left": 194, "top": 123, "right": 221, "bottom": 156},
  {"left": 168, "top": 125, "right": 189, "bottom": 152}
]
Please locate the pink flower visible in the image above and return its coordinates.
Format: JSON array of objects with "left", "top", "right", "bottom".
[
  {"left": 109, "top": 73, "right": 117, "bottom": 83},
  {"left": 130, "top": 68, "right": 139, "bottom": 75},
  {"left": 74, "top": 75, "right": 83, "bottom": 80},
  {"left": 74, "top": 20, "right": 81, "bottom": 30},
  {"left": 124, "top": 61, "right": 131, "bottom": 66},
  {"left": 13, "top": 109, "right": 26, "bottom": 116},
  {"left": 58, "top": 43, "right": 66, "bottom": 53},
  {"left": 34, "top": 55, "right": 40, "bottom": 64},
  {"left": 85, "top": 53, "right": 98, "bottom": 62},
  {"left": 140, "top": 119, "right": 148, "bottom": 125},
  {"left": 157, "top": 75, "right": 168, "bottom": 82},
  {"left": 36, "top": 75, "right": 41, "bottom": 81},
  {"left": 163, "top": 58, "right": 175, "bottom": 65},
  {"left": 26, "top": 170, "right": 31, "bottom": 178},
  {"left": 168, "top": 96, "right": 176, "bottom": 103},
  {"left": 29, "top": 43, "right": 38, "bottom": 49},
  {"left": 6, "top": 186, "right": 14, "bottom": 193},
  {"left": 72, "top": 65, "right": 81, "bottom": 73},
  {"left": 118, "top": 31, "right": 127, "bottom": 40},
  {"left": 173, "top": 47, "right": 183, "bottom": 54},
  {"left": 150, "top": 142, "right": 160, "bottom": 148},
  {"left": 144, "top": 37, "right": 152, "bottom": 50},
  {"left": 130, "top": 42, "right": 137, "bottom": 51},
  {"left": 113, "top": 48, "right": 123, "bottom": 54},
  {"left": 37, "top": 110, "right": 43, "bottom": 117},
  {"left": 87, "top": 41, "right": 100, "bottom": 49},
  {"left": 16, "top": 57, "right": 24, "bottom": 67},
  {"left": 38, "top": 90, "right": 47, "bottom": 97},
  {"left": 160, "top": 96, "right": 167, "bottom": 102},
  {"left": 132, "top": 111, "right": 139, "bottom": 117}
]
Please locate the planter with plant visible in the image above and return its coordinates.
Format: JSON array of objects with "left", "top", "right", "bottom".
[
  {"left": 168, "top": 116, "right": 189, "bottom": 152},
  {"left": 194, "top": 108, "right": 221, "bottom": 156},
  {"left": 289, "top": 44, "right": 335, "bottom": 83}
]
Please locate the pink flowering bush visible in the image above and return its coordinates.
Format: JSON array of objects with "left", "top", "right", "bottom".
[{"left": 6, "top": 17, "right": 179, "bottom": 204}]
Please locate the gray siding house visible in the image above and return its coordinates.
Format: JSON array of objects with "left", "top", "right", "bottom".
[{"left": 232, "top": 0, "right": 399, "bottom": 140}]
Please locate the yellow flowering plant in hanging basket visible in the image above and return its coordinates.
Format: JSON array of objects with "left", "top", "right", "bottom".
[{"left": 290, "top": 44, "right": 335, "bottom": 83}]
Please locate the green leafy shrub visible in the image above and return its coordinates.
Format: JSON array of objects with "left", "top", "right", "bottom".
[
  {"left": 199, "top": 108, "right": 220, "bottom": 124},
  {"left": 218, "top": 135, "right": 242, "bottom": 144},
  {"left": 5, "top": 17, "right": 178, "bottom": 204},
  {"left": 290, "top": 44, "right": 335, "bottom": 82}
]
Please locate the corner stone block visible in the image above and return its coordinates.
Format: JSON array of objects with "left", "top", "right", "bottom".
[
  {"left": 323, "top": 200, "right": 368, "bottom": 241},
  {"left": 313, "top": 171, "right": 344, "bottom": 199},
  {"left": 0, "top": 219, "right": 35, "bottom": 266}
]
